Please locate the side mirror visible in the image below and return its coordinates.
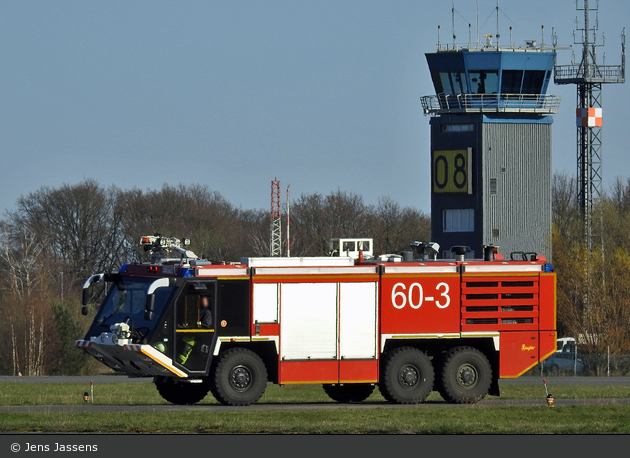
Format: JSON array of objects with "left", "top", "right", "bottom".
[
  {"left": 82, "top": 273, "right": 105, "bottom": 306},
  {"left": 146, "top": 294, "right": 155, "bottom": 312},
  {"left": 81, "top": 306, "right": 88, "bottom": 316},
  {"left": 144, "top": 278, "right": 172, "bottom": 321},
  {"left": 144, "top": 295, "right": 156, "bottom": 321}
]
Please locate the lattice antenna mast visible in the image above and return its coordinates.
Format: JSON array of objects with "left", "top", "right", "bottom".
[
  {"left": 270, "top": 179, "right": 282, "bottom": 256},
  {"left": 554, "top": 0, "right": 625, "bottom": 252}
]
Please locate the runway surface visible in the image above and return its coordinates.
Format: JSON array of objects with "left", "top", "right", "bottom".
[
  {"left": 3, "top": 375, "right": 630, "bottom": 385},
  {"left": 1, "top": 376, "right": 628, "bottom": 412}
]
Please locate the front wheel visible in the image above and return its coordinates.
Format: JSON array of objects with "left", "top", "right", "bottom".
[
  {"left": 211, "top": 348, "right": 268, "bottom": 406},
  {"left": 378, "top": 347, "right": 434, "bottom": 404},
  {"left": 323, "top": 383, "right": 375, "bottom": 403},
  {"left": 154, "top": 376, "right": 210, "bottom": 405},
  {"left": 440, "top": 346, "right": 492, "bottom": 404}
]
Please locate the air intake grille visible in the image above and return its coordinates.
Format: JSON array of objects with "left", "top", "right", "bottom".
[{"left": 461, "top": 275, "right": 540, "bottom": 331}]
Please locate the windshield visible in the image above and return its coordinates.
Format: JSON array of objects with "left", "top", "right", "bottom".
[{"left": 91, "top": 276, "right": 175, "bottom": 340}]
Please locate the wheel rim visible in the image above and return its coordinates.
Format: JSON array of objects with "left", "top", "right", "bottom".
[
  {"left": 399, "top": 364, "right": 419, "bottom": 388},
  {"left": 229, "top": 365, "right": 252, "bottom": 392},
  {"left": 456, "top": 363, "right": 478, "bottom": 389}
]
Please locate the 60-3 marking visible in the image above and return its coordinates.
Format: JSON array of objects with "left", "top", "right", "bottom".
[{"left": 391, "top": 282, "right": 451, "bottom": 310}]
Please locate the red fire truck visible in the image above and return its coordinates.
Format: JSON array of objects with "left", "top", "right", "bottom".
[{"left": 76, "top": 236, "right": 556, "bottom": 406}]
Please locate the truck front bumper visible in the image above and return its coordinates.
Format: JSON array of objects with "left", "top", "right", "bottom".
[{"left": 75, "top": 339, "right": 187, "bottom": 378}]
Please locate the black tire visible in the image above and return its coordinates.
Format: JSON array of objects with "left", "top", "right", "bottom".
[
  {"left": 154, "top": 376, "right": 210, "bottom": 405},
  {"left": 440, "top": 346, "right": 492, "bottom": 404},
  {"left": 322, "top": 383, "right": 375, "bottom": 403},
  {"left": 378, "top": 347, "right": 434, "bottom": 404},
  {"left": 212, "top": 348, "right": 268, "bottom": 406}
]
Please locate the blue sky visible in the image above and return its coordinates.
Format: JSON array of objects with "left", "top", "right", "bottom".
[{"left": 1, "top": 0, "right": 628, "bottom": 216}]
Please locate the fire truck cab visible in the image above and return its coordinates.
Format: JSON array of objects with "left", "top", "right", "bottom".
[{"left": 77, "top": 236, "right": 556, "bottom": 406}]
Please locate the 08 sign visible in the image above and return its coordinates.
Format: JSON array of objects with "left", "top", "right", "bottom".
[{"left": 432, "top": 148, "right": 472, "bottom": 194}]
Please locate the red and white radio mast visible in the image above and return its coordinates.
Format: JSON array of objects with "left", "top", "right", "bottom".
[{"left": 270, "top": 179, "right": 281, "bottom": 256}]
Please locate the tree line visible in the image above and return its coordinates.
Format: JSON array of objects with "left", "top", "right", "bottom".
[
  {"left": 552, "top": 173, "right": 630, "bottom": 369},
  {"left": 2, "top": 174, "right": 630, "bottom": 376},
  {"left": 0, "top": 179, "right": 430, "bottom": 375}
]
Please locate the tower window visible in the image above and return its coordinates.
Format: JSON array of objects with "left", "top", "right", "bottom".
[
  {"left": 441, "top": 124, "right": 474, "bottom": 132},
  {"left": 469, "top": 71, "right": 498, "bottom": 94},
  {"left": 521, "top": 71, "right": 546, "bottom": 94},
  {"left": 443, "top": 209, "right": 474, "bottom": 232},
  {"left": 500, "top": 70, "right": 523, "bottom": 94},
  {"left": 437, "top": 72, "right": 468, "bottom": 95}
]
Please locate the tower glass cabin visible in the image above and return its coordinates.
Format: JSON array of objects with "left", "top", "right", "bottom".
[{"left": 421, "top": 37, "right": 561, "bottom": 259}]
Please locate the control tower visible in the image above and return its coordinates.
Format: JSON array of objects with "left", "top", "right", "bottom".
[{"left": 421, "top": 33, "right": 561, "bottom": 259}]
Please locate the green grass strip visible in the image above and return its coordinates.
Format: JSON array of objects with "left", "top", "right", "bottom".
[
  {"left": 1, "top": 406, "right": 630, "bottom": 434},
  {"left": 2, "top": 382, "right": 630, "bottom": 434}
]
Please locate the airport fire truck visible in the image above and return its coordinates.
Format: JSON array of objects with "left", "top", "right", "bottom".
[{"left": 76, "top": 235, "right": 557, "bottom": 406}]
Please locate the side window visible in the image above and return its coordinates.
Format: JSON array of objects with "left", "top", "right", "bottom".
[
  {"left": 174, "top": 282, "right": 216, "bottom": 372},
  {"left": 216, "top": 280, "right": 250, "bottom": 336},
  {"left": 176, "top": 294, "right": 201, "bottom": 329},
  {"left": 176, "top": 284, "right": 215, "bottom": 330}
]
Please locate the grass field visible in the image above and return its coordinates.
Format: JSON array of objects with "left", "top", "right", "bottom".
[{"left": 1, "top": 382, "right": 630, "bottom": 434}]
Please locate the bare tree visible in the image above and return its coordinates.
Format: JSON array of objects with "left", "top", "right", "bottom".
[
  {"left": 289, "top": 190, "right": 372, "bottom": 256},
  {"left": 119, "top": 184, "right": 245, "bottom": 263},
  {"left": 371, "top": 196, "right": 431, "bottom": 255},
  {"left": 552, "top": 173, "right": 581, "bottom": 241},
  {"left": 240, "top": 208, "right": 272, "bottom": 257},
  {"left": 0, "top": 224, "right": 46, "bottom": 298},
  {"left": 7, "top": 179, "right": 127, "bottom": 288}
]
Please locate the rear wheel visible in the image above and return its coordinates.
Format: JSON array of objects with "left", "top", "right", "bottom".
[
  {"left": 440, "top": 346, "right": 492, "bottom": 404},
  {"left": 323, "top": 383, "right": 375, "bottom": 403},
  {"left": 378, "top": 347, "right": 434, "bottom": 404},
  {"left": 212, "top": 348, "right": 268, "bottom": 406},
  {"left": 154, "top": 376, "right": 210, "bottom": 405}
]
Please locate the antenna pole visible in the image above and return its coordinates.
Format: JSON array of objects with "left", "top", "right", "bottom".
[
  {"left": 496, "top": 0, "right": 500, "bottom": 48},
  {"left": 477, "top": 0, "right": 480, "bottom": 46},
  {"left": 286, "top": 185, "right": 291, "bottom": 257},
  {"left": 554, "top": 0, "right": 625, "bottom": 316},
  {"left": 452, "top": 1, "right": 456, "bottom": 47}
]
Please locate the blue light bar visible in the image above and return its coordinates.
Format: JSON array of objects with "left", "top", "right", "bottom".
[{"left": 178, "top": 268, "right": 192, "bottom": 277}]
